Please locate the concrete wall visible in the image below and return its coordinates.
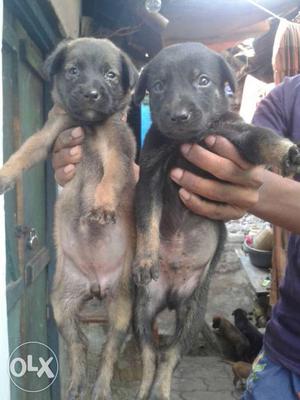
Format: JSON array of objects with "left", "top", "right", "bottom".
[
  {"left": 0, "top": 0, "right": 11, "bottom": 397},
  {"left": 50, "top": 0, "right": 81, "bottom": 38}
]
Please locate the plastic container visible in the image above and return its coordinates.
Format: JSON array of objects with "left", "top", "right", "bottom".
[{"left": 243, "top": 241, "right": 272, "bottom": 269}]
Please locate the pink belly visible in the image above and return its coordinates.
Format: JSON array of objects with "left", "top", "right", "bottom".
[{"left": 60, "top": 218, "right": 129, "bottom": 296}]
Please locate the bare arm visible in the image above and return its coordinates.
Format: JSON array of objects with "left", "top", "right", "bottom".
[
  {"left": 170, "top": 135, "right": 300, "bottom": 234},
  {"left": 250, "top": 169, "right": 300, "bottom": 234}
]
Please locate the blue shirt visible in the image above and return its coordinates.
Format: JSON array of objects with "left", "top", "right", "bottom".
[{"left": 252, "top": 75, "right": 300, "bottom": 375}]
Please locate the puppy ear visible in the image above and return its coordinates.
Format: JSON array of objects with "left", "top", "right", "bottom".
[
  {"left": 134, "top": 64, "right": 149, "bottom": 105},
  {"left": 43, "top": 39, "right": 71, "bottom": 81},
  {"left": 120, "top": 53, "right": 139, "bottom": 92},
  {"left": 219, "top": 56, "right": 236, "bottom": 93}
]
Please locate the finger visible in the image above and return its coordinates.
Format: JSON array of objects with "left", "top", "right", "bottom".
[
  {"left": 54, "top": 165, "right": 76, "bottom": 187},
  {"left": 133, "top": 163, "right": 140, "bottom": 183},
  {"left": 203, "top": 135, "right": 252, "bottom": 169},
  {"left": 53, "top": 127, "right": 84, "bottom": 152},
  {"left": 180, "top": 143, "right": 263, "bottom": 188},
  {"left": 179, "top": 189, "right": 246, "bottom": 221},
  {"left": 170, "top": 169, "right": 260, "bottom": 209},
  {"left": 52, "top": 145, "right": 82, "bottom": 169}
]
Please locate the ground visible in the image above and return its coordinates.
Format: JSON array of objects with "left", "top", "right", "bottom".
[{"left": 112, "top": 356, "right": 243, "bottom": 400}]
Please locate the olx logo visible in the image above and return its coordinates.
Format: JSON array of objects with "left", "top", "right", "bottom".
[{"left": 9, "top": 342, "right": 59, "bottom": 392}]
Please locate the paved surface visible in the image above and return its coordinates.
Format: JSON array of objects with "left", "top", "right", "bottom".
[
  {"left": 171, "top": 356, "right": 243, "bottom": 400},
  {"left": 112, "top": 356, "right": 243, "bottom": 399}
]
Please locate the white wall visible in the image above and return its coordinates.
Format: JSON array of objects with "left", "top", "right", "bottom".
[
  {"left": 0, "top": 0, "right": 11, "bottom": 398},
  {"left": 50, "top": 0, "right": 81, "bottom": 38}
]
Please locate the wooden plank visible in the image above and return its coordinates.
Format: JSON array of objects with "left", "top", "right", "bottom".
[{"left": 237, "top": 251, "right": 271, "bottom": 294}]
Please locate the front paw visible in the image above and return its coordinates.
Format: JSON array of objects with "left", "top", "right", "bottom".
[
  {"left": 84, "top": 207, "right": 116, "bottom": 225},
  {"left": 0, "top": 175, "right": 15, "bottom": 195},
  {"left": 282, "top": 144, "right": 300, "bottom": 176},
  {"left": 133, "top": 257, "right": 159, "bottom": 286}
]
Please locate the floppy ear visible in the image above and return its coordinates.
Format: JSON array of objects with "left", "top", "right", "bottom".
[
  {"left": 120, "top": 52, "right": 139, "bottom": 92},
  {"left": 218, "top": 56, "right": 237, "bottom": 93},
  {"left": 43, "top": 39, "right": 71, "bottom": 81},
  {"left": 134, "top": 63, "right": 150, "bottom": 105}
]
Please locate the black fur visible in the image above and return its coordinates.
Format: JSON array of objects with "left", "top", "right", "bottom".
[
  {"left": 133, "top": 42, "right": 300, "bottom": 400},
  {"left": 232, "top": 308, "right": 263, "bottom": 361}
]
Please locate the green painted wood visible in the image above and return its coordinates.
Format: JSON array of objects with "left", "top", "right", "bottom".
[
  {"left": 4, "top": 0, "right": 61, "bottom": 53},
  {"left": 3, "top": 5, "right": 62, "bottom": 399}
]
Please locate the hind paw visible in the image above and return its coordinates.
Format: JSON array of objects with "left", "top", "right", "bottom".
[
  {"left": 67, "top": 383, "right": 86, "bottom": 400},
  {"left": 282, "top": 144, "right": 300, "bottom": 176},
  {"left": 84, "top": 207, "right": 116, "bottom": 225},
  {"left": 91, "top": 385, "right": 112, "bottom": 400},
  {"left": 133, "top": 257, "right": 159, "bottom": 286}
]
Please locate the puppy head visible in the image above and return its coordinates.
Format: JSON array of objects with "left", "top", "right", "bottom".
[
  {"left": 212, "top": 316, "right": 222, "bottom": 329},
  {"left": 232, "top": 308, "right": 248, "bottom": 319},
  {"left": 135, "top": 42, "right": 236, "bottom": 141},
  {"left": 44, "top": 38, "right": 138, "bottom": 123}
]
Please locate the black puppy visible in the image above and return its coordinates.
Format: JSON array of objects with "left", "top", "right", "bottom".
[
  {"left": 232, "top": 308, "right": 263, "bottom": 361},
  {"left": 132, "top": 42, "right": 300, "bottom": 400}
]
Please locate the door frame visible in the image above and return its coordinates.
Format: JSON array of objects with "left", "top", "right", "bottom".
[
  {"left": 2, "top": 1, "right": 63, "bottom": 398},
  {"left": 0, "top": 0, "right": 11, "bottom": 397}
]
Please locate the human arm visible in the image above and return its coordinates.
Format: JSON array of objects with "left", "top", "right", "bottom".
[{"left": 170, "top": 135, "right": 300, "bottom": 234}]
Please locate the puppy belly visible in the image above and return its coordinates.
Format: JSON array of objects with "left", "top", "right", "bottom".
[
  {"left": 59, "top": 218, "right": 129, "bottom": 297},
  {"left": 157, "top": 222, "right": 219, "bottom": 298}
]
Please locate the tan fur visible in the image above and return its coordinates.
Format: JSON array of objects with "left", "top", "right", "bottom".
[
  {"left": 213, "top": 316, "right": 250, "bottom": 361},
  {"left": 0, "top": 110, "right": 74, "bottom": 191},
  {"left": 224, "top": 360, "right": 252, "bottom": 387},
  {"left": 0, "top": 38, "right": 138, "bottom": 400},
  {"left": 259, "top": 139, "right": 294, "bottom": 169},
  {"left": 137, "top": 344, "right": 157, "bottom": 399}
]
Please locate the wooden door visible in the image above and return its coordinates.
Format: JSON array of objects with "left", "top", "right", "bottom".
[{"left": 3, "top": 4, "right": 60, "bottom": 399}]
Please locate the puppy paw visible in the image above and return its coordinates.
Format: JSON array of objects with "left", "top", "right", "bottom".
[
  {"left": 149, "top": 391, "right": 168, "bottom": 400},
  {"left": 0, "top": 175, "right": 15, "bottom": 195},
  {"left": 282, "top": 144, "right": 300, "bottom": 176},
  {"left": 67, "top": 383, "right": 86, "bottom": 400},
  {"left": 85, "top": 207, "right": 116, "bottom": 225},
  {"left": 91, "top": 385, "right": 112, "bottom": 400},
  {"left": 133, "top": 257, "right": 159, "bottom": 286}
]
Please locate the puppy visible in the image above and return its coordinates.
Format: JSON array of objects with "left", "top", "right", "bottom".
[
  {"left": 212, "top": 316, "right": 250, "bottom": 361},
  {"left": 232, "top": 308, "right": 263, "bottom": 362},
  {"left": 224, "top": 360, "right": 252, "bottom": 388},
  {"left": 132, "top": 42, "right": 300, "bottom": 400},
  {"left": 0, "top": 38, "right": 138, "bottom": 400}
]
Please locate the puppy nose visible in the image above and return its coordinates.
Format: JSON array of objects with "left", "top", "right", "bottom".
[
  {"left": 84, "top": 89, "right": 100, "bottom": 101},
  {"left": 170, "top": 109, "right": 191, "bottom": 123}
]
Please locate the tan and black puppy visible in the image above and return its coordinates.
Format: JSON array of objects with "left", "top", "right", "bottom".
[
  {"left": 212, "top": 316, "right": 250, "bottom": 361},
  {"left": 224, "top": 360, "right": 252, "bottom": 388},
  {"left": 132, "top": 42, "right": 300, "bottom": 400},
  {"left": 0, "top": 38, "right": 138, "bottom": 400}
]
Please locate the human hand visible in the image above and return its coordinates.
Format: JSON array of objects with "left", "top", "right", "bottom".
[
  {"left": 52, "top": 127, "right": 84, "bottom": 186},
  {"left": 170, "top": 135, "right": 264, "bottom": 221}
]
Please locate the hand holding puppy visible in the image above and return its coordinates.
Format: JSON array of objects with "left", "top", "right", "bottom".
[
  {"left": 53, "top": 132, "right": 262, "bottom": 221},
  {"left": 170, "top": 135, "right": 264, "bottom": 221}
]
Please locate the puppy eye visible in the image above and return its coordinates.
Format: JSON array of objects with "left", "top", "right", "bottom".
[
  {"left": 105, "top": 71, "right": 117, "bottom": 80},
  {"left": 197, "top": 75, "right": 210, "bottom": 86},
  {"left": 68, "top": 66, "right": 79, "bottom": 76},
  {"left": 152, "top": 81, "right": 164, "bottom": 93}
]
